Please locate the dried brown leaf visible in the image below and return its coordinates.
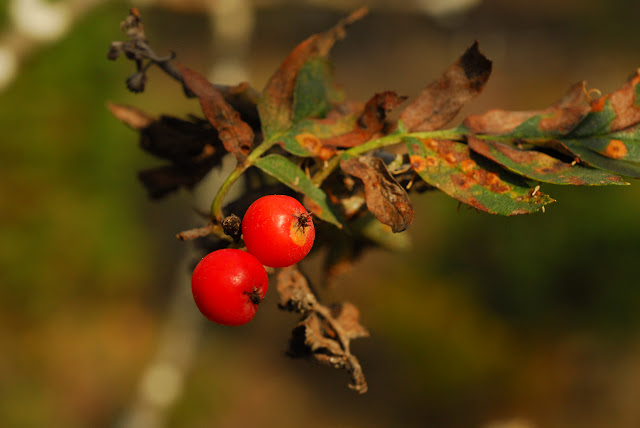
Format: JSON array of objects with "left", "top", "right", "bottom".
[
  {"left": 276, "top": 266, "right": 317, "bottom": 313},
  {"left": 399, "top": 41, "right": 492, "bottom": 132},
  {"left": 330, "top": 302, "right": 370, "bottom": 341},
  {"left": 278, "top": 266, "right": 368, "bottom": 393},
  {"left": 464, "top": 81, "right": 590, "bottom": 135},
  {"left": 321, "top": 91, "right": 407, "bottom": 148},
  {"left": 107, "top": 102, "right": 155, "bottom": 129},
  {"left": 340, "top": 156, "right": 414, "bottom": 232},
  {"left": 289, "top": 311, "right": 368, "bottom": 393},
  {"left": 178, "top": 64, "right": 254, "bottom": 163}
]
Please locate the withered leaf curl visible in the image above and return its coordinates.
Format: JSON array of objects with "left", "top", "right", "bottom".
[
  {"left": 340, "top": 156, "right": 414, "bottom": 232},
  {"left": 178, "top": 64, "right": 254, "bottom": 163},
  {"left": 277, "top": 266, "right": 369, "bottom": 393},
  {"left": 399, "top": 41, "right": 492, "bottom": 132}
]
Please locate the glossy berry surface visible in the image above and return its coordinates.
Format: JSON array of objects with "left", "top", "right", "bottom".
[
  {"left": 191, "top": 249, "right": 268, "bottom": 326},
  {"left": 242, "top": 195, "right": 315, "bottom": 268}
]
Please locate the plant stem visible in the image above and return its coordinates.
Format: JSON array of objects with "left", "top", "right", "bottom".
[
  {"left": 210, "top": 136, "right": 280, "bottom": 221},
  {"left": 311, "top": 127, "right": 466, "bottom": 186}
]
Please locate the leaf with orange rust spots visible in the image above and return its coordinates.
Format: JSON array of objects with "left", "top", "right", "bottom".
[
  {"left": 279, "top": 92, "right": 405, "bottom": 159},
  {"left": 278, "top": 106, "right": 360, "bottom": 157},
  {"left": 340, "top": 156, "right": 414, "bottom": 232},
  {"left": 258, "top": 7, "right": 367, "bottom": 140},
  {"left": 464, "top": 75, "right": 640, "bottom": 179},
  {"left": 407, "top": 137, "right": 554, "bottom": 215},
  {"left": 468, "top": 137, "right": 627, "bottom": 186},
  {"left": 570, "top": 70, "right": 640, "bottom": 137},
  {"left": 399, "top": 41, "right": 492, "bottom": 132},
  {"left": 555, "top": 73, "right": 640, "bottom": 177},
  {"left": 178, "top": 64, "right": 254, "bottom": 163}
]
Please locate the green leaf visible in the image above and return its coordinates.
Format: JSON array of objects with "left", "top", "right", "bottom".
[
  {"left": 292, "top": 57, "right": 343, "bottom": 123},
  {"left": 468, "top": 137, "right": 627, "bottom": 186},
  {"left": 406, "top": 137, "right": 554, "bottom": 215},
  {"left": 568, "top": 124, "right": 640, "bottom": 162},
  {"left": 560, "top": 141, "right": 640, "bottom": 178},
  {"left": 566, "top": 99, "right": 617, "bottom": 138},
  {"left": 254, "top": 154, "right": 342, "bottom": 227}
]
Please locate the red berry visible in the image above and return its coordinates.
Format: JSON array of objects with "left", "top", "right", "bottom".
[
  {"left": 242, "top": 195, "right": 315, "bottom": 268},
  {"left": 191, "top": 249, "right": 268, "bottom": 326}
]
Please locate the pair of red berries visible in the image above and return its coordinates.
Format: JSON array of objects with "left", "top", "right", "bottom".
[{"left": 191, "top": 195, "right": 315, "bottom": 326}]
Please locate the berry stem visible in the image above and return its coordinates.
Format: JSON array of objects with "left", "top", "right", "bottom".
[{"left": 210, "top": 135, "right": 282, "bottom": 222}]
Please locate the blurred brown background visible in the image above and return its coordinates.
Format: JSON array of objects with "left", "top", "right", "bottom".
[{"left": 2, "top": 1, "right": 640, "bottom": 427}]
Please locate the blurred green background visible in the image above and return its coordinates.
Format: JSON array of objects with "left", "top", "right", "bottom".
[{"left": 2, "top": 1, "right": 640, "bottom": 427}]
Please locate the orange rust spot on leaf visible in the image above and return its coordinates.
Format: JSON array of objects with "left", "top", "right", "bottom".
[
  {"left": 295, "top": 132, "right": 336, "bottom": 160},
  {"left": 590, "top": 96, "right": 608, "bottom": 112},
  {"left": 460, "top": 159, "right": 476, "bottom": 173},
  {"left": 486, "top": 172, "right": 500, "bottom": 186},
  {"left": 444, "top": 152, "right": 457, "bottom": 164},
  {"left": 478, "top": 171, "right": 510, "bottom": 193},
  {"left": 425, "top": 156, "right": 438, "bottom": 167},
  {"left": 470, "top": 169, "right": 485, "bottom": 183},
  {"left": 451, "top": 174, "right": 473, "bottom": 190},
  {"left": 425, "top": 139, "right": 439, "bottom": 150},
  {"left": 465, "top": 196, "right": 487, "bottom": 212},
  {"left": 296, "top": 132, "right": 321, "bottom": 150},
  {"left": 603, "top": 139, "right": 627, "bottom": 159},
  {"left": 409, "top": 154, "right": 427, "bottom": 171}
]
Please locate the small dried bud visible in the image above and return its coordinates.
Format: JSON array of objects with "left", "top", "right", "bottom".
[
  {"left": 126, "top": 72, "right": 147, "bottom": 93},
  {"left": 222, "top": 214, "right": 242, "bottom": 241},
  {"left": 107, "top": 42, "right": 123, "bottom": 60}
]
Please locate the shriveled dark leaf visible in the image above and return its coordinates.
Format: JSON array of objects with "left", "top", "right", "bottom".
[
  {"left": 468, "top": 137, "right": 627, "bottom": 186},
  {"left": 108, "top": 103, "right": 223, "bottom": 164},
  {"left": 138, "top": 150, "right": 221, "bottom": 199},
  {"left": 178, "top": 64, "right": 254, "bottom": 163},
  {"left": 407, "top": 137, "right": 554, "bottom": 215},
  {"left": 140, "top": 115, "right": 220, "bottom": 163},
  {"left": 253, "top": 154, "right": 342, "bottom": 227},
  {"left": 258, "top": 7, "right": 368, "bottom": 139},
  {"left": 340, "top": 156, "right": 414, "bottom": 232},
  {"left": 399, "top": 41, "right": 492, "bottom": 132}
]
